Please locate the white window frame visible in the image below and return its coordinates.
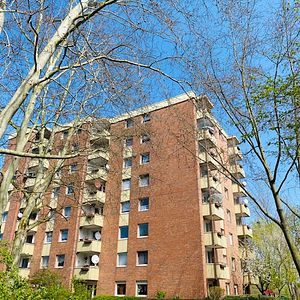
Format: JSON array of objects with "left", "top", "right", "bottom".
[
  {"left": 125, "top": 118, "right": 134, "bottom": 128},
  {"left": 140, "top": 153, "right": 150, "bottom": 165},
  {"left": 66, "top": 184, "right": 74, "bottom": 195},
  {"left": 56, "top": 254, "right": 65, "bottom": 268},
  {"left": 123, "top": 157, "right": 133, "bottom": 169},
  {"left": 140, "top": 134, "right": 150, "bottom": 144},
  {"left": 139, "top": 197, "right": 149, "bottom": 211},
  {"left": 124, "top": 137, "right": 133, "bottom": 147},
  {"left": 60, "top": 229, "right": 68, "bottom": 242},
  {"left": 136, "top": 281, "right": 148, "bottom": 297},
  {"left": 41, "top": 256, "right": 49, "bottom": 268},
  {"left": 142, "top": 113, "right": 151, "bottom": 123},
  {"left": 70, "top": 163, "right": 77, "bottom": 173},
  {"left": 115, "top": 282, "right": 126, "bottom": 296},
  {"left": 137, "top": 251, "right": 148, "bottom": 266},
  {"left": 117, "top": 252, "right": 128, "bottom": 267},
  {"left": 63, "top": 206, "right": 72, "bottom": 218},
  {"left": 45, "top": 231, "right": 53, "bottom": 243},
  {"left": 122, "top": 179, "right": 131, "bottom": 191},
  {"left": 120, "top": 201, "right": 130, "bottom": 214},
  {"left": 19, "top": 257, "right": 30, "bottom": 269},
  {"left": 138, "top": 223, "right": 149, "bottom": 238},
  {"left": 139, "top": 174, "right": 149, "bottom": 187}
]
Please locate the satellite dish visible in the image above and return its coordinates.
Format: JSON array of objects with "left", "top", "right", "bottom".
[
  {"left": 243, "top": 198, "right": 249, "bottom": 205},
  {"left": 242, "top": 181, "right": 247, "bottom": 186},
  {"left": 94, "top": 231, "right": 101, "bottom": 241},
  {"left": 17, "top": 212, "right": 23, "bottom": 219},
  {"left": 91, "top": 255, "right": 99, "bottom": 265},
  {"left": 105, "top": 164, "right": 110, "bottom": 171}
]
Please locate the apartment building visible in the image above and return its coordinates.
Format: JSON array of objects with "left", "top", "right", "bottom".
[{"left": 1, "top": 93, "right": 252, "bottom": 299}]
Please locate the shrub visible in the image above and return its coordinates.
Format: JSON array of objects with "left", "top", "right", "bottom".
[
  {"left": 208, "top": 286, "right": 225, "bottom": 300},
  {"left": 93, "top": 296, "right": 140, "bottom": 300},
  {"left": 156, "top": 290, "right": 167, "bottom": 299}
]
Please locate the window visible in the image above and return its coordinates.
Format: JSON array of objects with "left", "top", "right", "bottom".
[
  {"left": 117, "top": 252, "right": 128, "bottom": 267},
  {"left": 126, "top": 118, "right": 134, "bottom": 128},
  {"left": 141, "top": 134, "right": 150, "bottom": 143},
  {"left": 138, "top": 223, "right": 148, "bottom": 237},
  {"left": 116, "top": 282, "right": 126, "bottom": 296},
  {"left": 63, "top": 130, "right": 68, "bottom": 139},
  {"left": 71, "top": 143, "right": 79, "bottom": 153},
  {"left": 121, "top": 201, "right": 130, "bottom": 214},
  {"left": 19, "top": 257, "right": 30, "bottom": 269},
  {"left": 137, "top": 251, "right": 148, "bottom": 265},
  {"left": 60, "top": 229, "right": 68, "bottom": 242},
  {"left": 2, "top": 211, "right": 8, "bottom": 223},
  {"left": 119, "top": 226, "right": 129, "bottom": 239},
  {"left": 67, "top": 184, "right": 74, "bottom": 195},
  {"left": 204, "top": 220, "right": 212, "bottom": 232},
  {"left": 52, "top": 186, "right": 60, "bottom": 198},
  {"left": 140, "top": 153, "right": 150, "bottom": 164},
  {"left": 45, "top": 231, "right": 53, "bottom": 243},
  {"left": 29, "top": 211, "right": 38, "bottom": 220},
  {"left": 136, "top": 281, "right": 148, "bottom": 297},
  {"left": 0, "top": 233, "right": 3, "bottom": 241},
  {"left": 139, "top": 197, "right": 149, "bottom": 211},
  {"left": 56, "top": 254, "right": 65, "bottom": 268},
  {"left": 70, "top": 163, "right": 77, "bottom": 173},
  {"left": 231, "top": 257, "right": 236, "bottom": 271},
  {"left": 234, "top": 285, "right": 238, "bottom": 295},
  {"left": 227, "top": 209, "right": 231, "bottom": 222},
  {"left": 26, "top": 234, "right": 34, "bottom": 244},
  {"left": 142, "top": 113, "right": 151, "bottom": 123},
  {"left": 122, "top": 179, "right": 131, "bottom": 191},
  {"left": 124, "top": 157, "right": 132, "bottom": 168},
  {"left": 139, "top": 174, "right": 149, "bottom": 187},
  {"left": 41, "top": 256, "right": 49, "bottom": 268},
  {"left": 206, "top": 249, "right": 214, "bottom": 263},
  {"left": 229, "top": 233, "right": 233, "bottom": 245},
  {"left": 125, "top": 137, "right": 133, "bottom": 147},
  {"left": 63, "top": 206, "right": 71, "bottom": 218},
  {"left": 226, "top": 283, "right": 230, "bottom": 295}
]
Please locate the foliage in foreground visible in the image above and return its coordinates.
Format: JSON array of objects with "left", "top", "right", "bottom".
[{"left": 0, "top": 242, "right": 90, "bottom": 299}]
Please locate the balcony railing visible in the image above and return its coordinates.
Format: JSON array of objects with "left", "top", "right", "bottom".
[
  {"left": 198, "top": 127, "right": 217, "bottom": 148},
  {"left": 80, "top": 214, "right": 104, "bottom": 228},
  {"left": 206, "top": 263, "right": 230, "bottom": 279},
  {"left": 77, "top": 240, "right": 101, "bottom": 253},
  {"left": 83, "top": 190, "right": 105, "bottom": 204},
  {"left": 202, "top": 203, "right": 224, "bottom": 220},
  {"left": 232, "top": 183, "right": 247, "bottom": 197},
  {"left": 230, "top": 164, "right": 246, "bottom": 179},
  {"left": 204, "top": 232, "right": 227, "bottom": 248},
  {"left": 234, "top": 203, "right": 250, "bottom": 217},
  {"left": 74, "top": 266, "right": 99, "bottom": 281},
  {"left": 237, "top": 224, "right": 253, "bottom": 238}
]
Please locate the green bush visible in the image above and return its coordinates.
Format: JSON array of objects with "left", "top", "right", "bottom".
[
  {"left": 155, "top": 290, "right": 166, "bottom": 299},
  {"left": 93, "top": 296, "right": 140, "bottom": 300}
]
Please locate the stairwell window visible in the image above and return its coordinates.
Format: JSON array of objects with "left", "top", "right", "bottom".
[
  {"left": 19, "top": 257, "right": 30, "bottom": 269},
  {"left": 125, "top": 136, "right": 133, "bottom": 147},
  {"left": 206, "top": 249, "right": 214, "bottom": 263},
  {"left": 139, "top": 174, "right": 149, "bottom": 187},
  {"left": 41, "top": 256, "right": 49, "bottom": 268},
  {"left": 124, "top": 157, "right": 132, "bottom": 168},
  {"left": 45, "top": 231, "right": 53, "bottom": 243},
  {"left": 117, "top": 252, "right": 128, "bottom": 267},
  {"left": 63, "top": 206, "right": 71, "bottom": 218},
  {"left": 119, "top": 226, "right": 129, "bottom": 239},
  {"left": 122, "top": 179, "right": 131, "bottom": 191},
  {"left": 121, "top": 201, "right": 130, "bottom": 214},
  {"left": 1, "top": 211, "right": 8, "bottom": 223}
]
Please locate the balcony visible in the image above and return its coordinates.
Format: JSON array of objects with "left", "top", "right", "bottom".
[
  {"left": 80, "top": 214, "right": 104, "bottom": 228},
  {"left": 230, "top": 164, "right": 246, "bottom": 179},
  {"left": 198, "top": 127, "right": 217, "bottom": 148},
  {"left": 200, "top": 177, "right": 222, "bottom": 193},
  {"left": 25, "top": 178, "right": 36, "bottom": 188},
  {"left": 206, "top": 263, "right": 230, "bottom": 279},
  {"left": 83, "top": 190, "right": 105, "bottom": 204},
  {"left": 202, "top": 203, "right": 224, "bottom": 220},
  {"left": 237, "top": 224, "right": 253, "bottom": 238},
  {"left": 228, "top": 146, "right": 243, "bottom": 161},
  {"left": 88, "top": 150, "right": 109, "bottom": 162},
  {"left": 28, "top": 158, "right": 49, "bottom": 169},
  {"left": 21, "top": 243, "right": 35, "bottom": 255},
  {"left": 85, "top": 168, "right": 107, "bottom": 182},
  {"left": 234, "top": 203, "right": 250, "bottom": 217},
  {"left": 77, "top": 240, "right": 101, "bottom": 253},
  {"left": 199, "top": 152, "right": 219, "bottom": 170},
  {"left": 74, "top": 266, "right": 99, "bottom": 281},
  {"left": 204, "top": 232, "right": 227, "bottom": 248},
  {"left": 232, "top": 183, "right": 247, "bottom": 197}
]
